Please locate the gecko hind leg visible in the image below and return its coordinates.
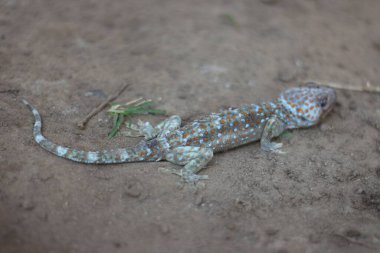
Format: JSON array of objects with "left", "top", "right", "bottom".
[
  {"left": 137, "top": 115, "right": 181, "bottom": 140},
  {"left": 164, "top": 146, "right": 213, "bottom": 182},
  {"left": 260, "top": 117, "right": 286, "bottom": 153}
]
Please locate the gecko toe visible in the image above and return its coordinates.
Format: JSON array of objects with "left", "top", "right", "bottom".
[
  {"left": 261, "top": 142, "right": 284, "bottom": 152},
  {"left": 183, "top": 173, "right": 209, "bottom": 183}
]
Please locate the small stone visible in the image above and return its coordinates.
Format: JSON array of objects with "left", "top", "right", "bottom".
[
  {"left": 84, "top": 89, "right": 107, "bottom": 98},
  {"left": 124, "top": 179, "right": 143, "bottom": 198},
  {"left": 277, "top": 68, "right": 297, "bottom": 83}
]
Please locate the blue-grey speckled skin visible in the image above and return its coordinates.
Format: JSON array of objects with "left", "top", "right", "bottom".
[{"left": 23, "top": 83, "right": 336, "bottom": 182}]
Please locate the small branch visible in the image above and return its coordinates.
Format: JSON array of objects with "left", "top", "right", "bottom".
[
  {"left": 120, "top": 97, "right": 145, "bottom": 107},
  {"left": 306, "top": 80, "right": 380, "bottom": 93},
  {"left": 77, "top": 83, "right": 130, "bottom": 129}
]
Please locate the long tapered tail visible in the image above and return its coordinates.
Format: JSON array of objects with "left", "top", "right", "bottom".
[{"left": 22, "top": 99, "right": 162, "bottom": 164}]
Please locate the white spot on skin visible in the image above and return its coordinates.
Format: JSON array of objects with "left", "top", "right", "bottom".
[
  {"left": 35, "top": 121, "right": 41, "bottom": 128},
  {"left": 86, "top": 151, "right": 98, "bottom": 162},
  {"left": 166, "top": 153, "right": 174, "bottom": 160},
  {"left": 35, "top": 134, "right": 45, "bottom": 143},
  {"left": 120, "top": 150, "right": 129, "bottom": 161},
  {"left": 56, "top": 146, "right": 68, "bottom": 156},
  {"left": 32, "top": 109, "right": 39, "bottom": 116}
]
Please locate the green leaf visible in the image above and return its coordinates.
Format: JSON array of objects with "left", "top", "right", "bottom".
[
  {"left": 106, "top": 99, "right": 165, "bottom": 139},
  {"left": 108, "top": 114, "right": 124, "bottom": 139}
]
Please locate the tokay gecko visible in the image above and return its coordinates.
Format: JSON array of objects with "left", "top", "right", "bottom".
[{"left": 23, "top": 83, "right": 336, "bottom": 182}]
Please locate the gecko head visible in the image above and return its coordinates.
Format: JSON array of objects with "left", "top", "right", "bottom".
[{"left": 279, "top": 83, "right": 336, "bottom": 128}]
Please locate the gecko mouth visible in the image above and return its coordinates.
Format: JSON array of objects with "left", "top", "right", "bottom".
[
  {"left": 321, "top": 106, "right": 334, "bottom": 119},
  {"left": 320, "top": 90, "right": 337, "bottom": 119}
]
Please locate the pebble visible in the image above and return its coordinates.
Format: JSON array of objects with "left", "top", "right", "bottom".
[{"left": 124, "top": 180, "right": 143, "bottom": 198}]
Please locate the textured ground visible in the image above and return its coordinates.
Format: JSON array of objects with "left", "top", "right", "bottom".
[{"left": 1, "top": 0, "right": 380, "bottom": 252}]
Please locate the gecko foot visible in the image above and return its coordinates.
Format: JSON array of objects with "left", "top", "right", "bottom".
[
  {"left": 177, "top": 170, "right": 209, "bottom": 183},
  {"left": 261, "top": 142, "right": 286, "bottom": 154},
  {"left": 164, "top": 146, "right": 213, "bottom": 183}
]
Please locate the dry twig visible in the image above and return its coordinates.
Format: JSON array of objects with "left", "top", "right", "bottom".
[
  {"left": 306, "top": 80, "right": 380, "bottom": 93},
  {"left": 77, "top": 83, "right": 130, "bottom": 129}
]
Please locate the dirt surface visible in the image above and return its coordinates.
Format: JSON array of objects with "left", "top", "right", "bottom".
[{"left": 1, "top": 0, "right": 380, "bottom": 252}]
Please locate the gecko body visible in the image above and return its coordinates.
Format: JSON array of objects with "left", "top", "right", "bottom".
[{"left": 23, "top": 83, "right": 336, "bottom": 182}]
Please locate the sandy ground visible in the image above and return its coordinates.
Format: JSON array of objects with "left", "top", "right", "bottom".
[{"left": 1, "top": 0, "right": 380, "bottom": 252}]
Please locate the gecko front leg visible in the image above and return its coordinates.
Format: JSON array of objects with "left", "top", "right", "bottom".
[
  {"left": 260, "top": 117, "right": 285, "bottom": 153},
  {"left": 164, "top": 146, "right": 213, "bottom": 182},
  {"left": 137, "top": 115, "right": 181, "bottom": 140}
]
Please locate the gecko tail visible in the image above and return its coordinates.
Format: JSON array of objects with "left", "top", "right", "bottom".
[{"left": 22, "top": 99, "right": 160, "bottom": 164}]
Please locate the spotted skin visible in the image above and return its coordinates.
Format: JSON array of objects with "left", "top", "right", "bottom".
[{"left": 23, "top": 84, "right": 336, "bottom": 182}]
